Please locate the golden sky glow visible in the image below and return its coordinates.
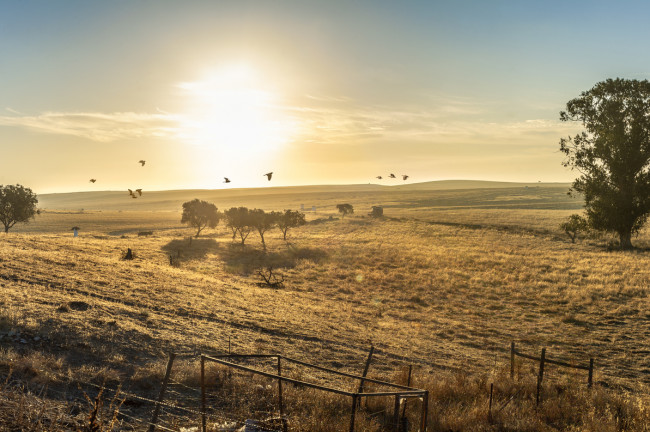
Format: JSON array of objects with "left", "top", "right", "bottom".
[{"left": 1, "top": 1, "right": 646, "bottom": 193}]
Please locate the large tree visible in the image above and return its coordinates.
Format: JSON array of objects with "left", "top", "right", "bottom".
[
  {"left": 560, "top": 78, "right": 650, "bottom": 249},
  {"left": 0, "top": 184, "right": 39, "bottom": 233},
  {"left": 181, "top": 199, "right": 220, "bottom": 238}
]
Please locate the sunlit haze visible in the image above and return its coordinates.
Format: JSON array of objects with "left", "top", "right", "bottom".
[{"left": 1, "top": 1, "right": 648, "bottom": 193}]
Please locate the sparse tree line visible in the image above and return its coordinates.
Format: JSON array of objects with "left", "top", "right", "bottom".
[{"left": 181, "top": 199, "right": 306, "bottom": 248}]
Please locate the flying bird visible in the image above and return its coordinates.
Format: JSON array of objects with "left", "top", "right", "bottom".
[
  {"left": 89, "top": 179, "right": 96, "bottom": 183},
  {"left": 264, "top": 172, "right": 273, "bottom": 181},
  {"left": 376, "top": 176, "right": 383, "bottom": 180},
  {"left": 138, "top": 160, "right": 146, "bottom": 166},
  {"left": 135, "top": 188, "right": 142, "bottom": 196},
  {"left": 402, "top": 175, "right": 409, "bottom": 181},
  {"left": 128, "top": 189, "right": 134, "bottom": 196},
  {"left": 224, "top": 177, "right": 231, "bottom": 183},
  {"left": 389, "top": 173, "right": 396, "bottom": 178}
]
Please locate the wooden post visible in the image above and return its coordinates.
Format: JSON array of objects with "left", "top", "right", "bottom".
[
  {"left": 349, "top": 394, "right": 357, "bottom": 432},
  {"left": 357, "top": 345, "right": 374, "bottom": 407},
  {"left": 488, "top": 383, "right": 493, "bottom": 422},
  {"left": 510, "top": 341, "right": 515, "bottom": 379},
  {"left": 148, "top": 352, "right": 176, "bottom": 432},
  {"left": 536, "top": 348, "right": 546, "bottom": 406},
  {"left": 277, "top": 356, "right": 287, "bottom": 432},
  {"left": 393, "top": 395, "right": 401, "bottom": 432},
  {"left": 588, "top": 358, "right": 594, "bottom": 388},
  {"left": 420, "top": 391, "right": 429, "bottom": 432},
  {"left": 401, "top": 365, "right": 412, "bottom": 420},
  {"left": 200, "top": 355, "right": 207, "bottom": 432}
]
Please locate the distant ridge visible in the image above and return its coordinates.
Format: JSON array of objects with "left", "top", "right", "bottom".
[{"left": 37, "top": 180, "right": 572, "bottom": 211}]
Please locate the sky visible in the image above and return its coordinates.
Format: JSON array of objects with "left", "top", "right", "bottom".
[{"left": 2, "top": 0, "right": 650, "bottom": 193}]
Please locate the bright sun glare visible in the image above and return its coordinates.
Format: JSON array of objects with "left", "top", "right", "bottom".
[{"left": 179, "top": 64, "right": 295, "bottom": 160}]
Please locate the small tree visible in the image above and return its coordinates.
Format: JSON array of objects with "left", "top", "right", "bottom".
[
  {"left": 250, "top": 209, "right": 279, "bottom": 250},
  {"left": 0, "top": 184, "right": 39, "bottom": 233},
  {"left": 560, "top": 78, "right": 650, "bottom": 249},
  {"left": 277, "top": 209, "right": 306, "bottom": 240},
  {"left": 336, "top": 203, "right": 354, "bottom": 218},
  {"left": 181, "top": 199, "right": 220, "bottom": 238},
  {"left": 560, "top": 214, "right": 589, "bottom": 243},
  {"left": 224, "top": 207, "right": 253, "bottom": 245}
]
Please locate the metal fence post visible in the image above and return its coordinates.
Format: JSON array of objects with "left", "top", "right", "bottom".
[
  {"left": 201, "top": 355, "right": 207, "bottom": 432},
  {"left": 148, "top": 352, "right": 176, "bottom": 432},
  {"left": 510, "top": 341, "right": 515, "bottom": 379},
  {"left": 349, "top": 394, "right": 358, "bottom": 432},
  {"left": 277, "top": 356, "right": 287, "bottom": 432},
  {"left": 536, "top": 348, "right": 546, "bottom": 406}
]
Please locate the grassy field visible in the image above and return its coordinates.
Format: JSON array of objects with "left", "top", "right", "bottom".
[{"left": 1, "top": 184, "right": 649, "bottom": 431}]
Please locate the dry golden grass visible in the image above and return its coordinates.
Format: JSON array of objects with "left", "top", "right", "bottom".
[{"left": 0, "top": 186, "right": 649, "bottom": 430}]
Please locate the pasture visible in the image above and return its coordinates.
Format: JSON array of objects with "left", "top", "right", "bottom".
[{"left": 1, "top": 183, "right": 648, "bottom": 431}]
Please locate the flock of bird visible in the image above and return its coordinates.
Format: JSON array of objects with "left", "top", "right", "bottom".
[
  {"left": 89, "top": 163, "right": 408, "bottom": 200},
  {"left": 377, "top": 174, "right": 409, "bottom": 180}
]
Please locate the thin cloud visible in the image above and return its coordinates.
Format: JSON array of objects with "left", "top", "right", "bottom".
[{"left": 0, "top": 110, "right": 181, "bottom": 142}]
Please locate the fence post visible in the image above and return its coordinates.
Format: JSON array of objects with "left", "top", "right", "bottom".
[
  {"left": 420, "top": 390, "right": 429, "bottom": 432},
  {"left": 393, "top": 395, "right": 401, "bottom": 432},
  {"left": 349, "top": 394, "right": 358, "bottom": 432},
  {"left": 401, "top": 365, "right": 412, "bottom": 421},
  {"left": 357, "top": 345, "right": 374, "bottom": 407},
  {"left": 588, "top": 358, "right": 594, "bottom": 388},
  {"left": 536, "top": 348, "right": 546, "bottom": 406},
  {"left": 510, "top": 341, "right": 515, "bottom": 379},
  {"left": 277, "top": 356, "right": 287, "bottom": 432},
  {"left": 200, "top": 355, "right": 207, "bottom": 432},
  {"left": 148, "top": 352, "right": 176, "bottom": 432}
]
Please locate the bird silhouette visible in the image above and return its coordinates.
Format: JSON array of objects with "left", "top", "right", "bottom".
[
  {"left": 376, "top": 176, "right": 383, "bottom": 180},
  {"left": 135, "top": 188, "right": 142, "bottom": 196},
  {"left": 402, "top": 175, "right": 409, "bottom": 181},
  {"left": 89, "top": 179, "right": 96, "bottom": 183},
  {"left": 139, "top": 160, "right": 146, "bottom": 166},
  {"left": 224, "top": 177, "right": 231, "bottom": 183},
  {"left": 264, "top": 172, "right": 273, "bottom": 181},
  {"left": 128, "top": 189, "right": 134, "bottom": 196},
  {"left": 389, "top": 173, "right": 396, "bottom": 178}
]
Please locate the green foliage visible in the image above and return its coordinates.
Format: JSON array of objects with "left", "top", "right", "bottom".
[
  {"left": 224, "top": 207, "right": 253, "bottom": 245},
  {"left": 560, "top": 214, "right": 588, "bottom": 243},
  {"left": 336, "top": 203, "right": 354, "bottom": 217},
  {"left": 0, "top": 184, "right": 39, "bottom": 233},
  {"left": 560, "top": 78, "right": 650, "bottom": 249},
  {"left": 180, "top": 199, "right": 219, "bottom": 238},
  {"left": 277, "top": 209, "right": 306, "bottom": 240}
]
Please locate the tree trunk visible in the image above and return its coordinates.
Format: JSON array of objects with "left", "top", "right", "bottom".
[{"left": 619, "top": 230, "right": 633, "bottom": 250}]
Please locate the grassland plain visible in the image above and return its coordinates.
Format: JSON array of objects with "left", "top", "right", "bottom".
[{"left": 1, "top": 184, "right": 649, "bottom": 431}]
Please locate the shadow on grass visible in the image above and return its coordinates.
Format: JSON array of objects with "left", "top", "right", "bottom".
[
  {"left": 161, "top": 238, "right": 220, "bottom": 263},
  {"left": 217, "top": 243, "right": 328, "bottom": 275}
]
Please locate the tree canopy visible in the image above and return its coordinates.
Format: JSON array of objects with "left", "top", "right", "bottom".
[
  {"left": 560, "top": 78, "right": 650, "bottom": 249},
  {"left": 224, "top": 207, "right": 254, "bottom": 245},
  {"left": 277, "top": 209, "right": 306, "bottom": 240},
  {"left": 181, "top": 199, "right": 220, "bottom": 238},
  {"left": 0, "top": 184, "right": 39, "bottom": 233}
]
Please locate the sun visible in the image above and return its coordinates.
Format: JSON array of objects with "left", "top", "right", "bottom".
[{"left": 178, "top": 64, "right": 295, "bottom": 159}]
